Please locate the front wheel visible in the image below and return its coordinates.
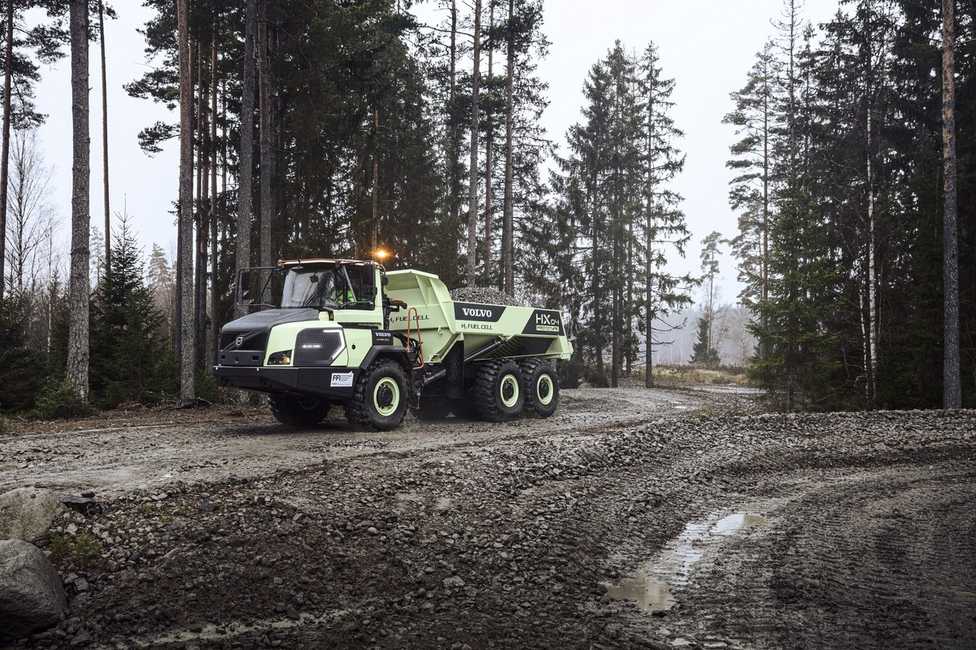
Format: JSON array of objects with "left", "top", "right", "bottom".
[
  {"left": 346, "top": 360, "right": 409, "bottom": 430},
  {"left": 270, "top": 395, "right": 331, "bottom": 427},
  {"left": 521, "top": 360, "right": 560, "bottom": 418}
]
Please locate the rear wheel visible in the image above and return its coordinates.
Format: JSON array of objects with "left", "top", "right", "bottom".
[
  {"left": 346, "top": 360, "right": 409, "bottom": 430},
  {"left": 520, "top": 359, "right": 560, "bottom": 418},
  {"left": 270, "top": 395, "right": 331, "bottom": 427},
  {"left": 473, "top": 360, "right": 525, "bottom": 422}
]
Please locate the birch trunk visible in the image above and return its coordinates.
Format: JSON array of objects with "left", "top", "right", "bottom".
[
  {"left": 67, "top": 0, "right": 90, "bottom": 400},
  {"left": 177, "top": 0, "right": 195, "bottom": 403},
  {"left": 942, "top": 0, "right": 961, "bottom": 408},
  {"left": 465, "top": 0, "right": 482, "bottom": 287}
]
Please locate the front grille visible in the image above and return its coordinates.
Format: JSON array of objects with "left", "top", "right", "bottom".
[{"left": 220, "top": 331, "right": 268, "bottom": 353}]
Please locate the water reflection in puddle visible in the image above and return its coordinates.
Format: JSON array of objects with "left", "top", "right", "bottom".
[{"left": 604, "top": 511, "right": 768, "bottom": 613}]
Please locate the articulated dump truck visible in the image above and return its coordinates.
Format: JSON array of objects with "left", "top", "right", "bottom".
[{"left": 213, "top": 258, "right": 573, "bottom": 430}]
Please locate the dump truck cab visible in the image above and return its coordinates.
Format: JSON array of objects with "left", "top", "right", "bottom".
[{"left": 214, "top": 258, "right": 572, "bottom": 430}]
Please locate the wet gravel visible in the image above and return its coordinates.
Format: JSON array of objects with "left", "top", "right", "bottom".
[{"left": 5, "top": 400, "right": 976, "bottom": 648}]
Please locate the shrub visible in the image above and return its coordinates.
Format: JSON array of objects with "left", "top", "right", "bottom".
[{"left": 33, "top": 380, "right": 95, "bottom": 420}]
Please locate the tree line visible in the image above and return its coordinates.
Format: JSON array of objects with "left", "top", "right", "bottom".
[
  {"left": 0, "top": 0, "right": 970, "bottom": 414},
  {"left": 725, "top": 0, "right": 973, "bottom": 409}
]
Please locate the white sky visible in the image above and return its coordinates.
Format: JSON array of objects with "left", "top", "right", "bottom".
[{"left": 31, "top": 0, "right": 838, "bottom": 302}]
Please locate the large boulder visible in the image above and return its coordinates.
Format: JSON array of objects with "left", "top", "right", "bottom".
[
  {"left": 0, "top": 488, "right": 62, "bottom": 541},
  {"left": 0, "top": 539, "right": 67, "bottom": 640}
]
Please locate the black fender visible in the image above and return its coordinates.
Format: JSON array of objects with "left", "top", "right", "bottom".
[{"left": 359, "top": 345, "right": 412, "bottom": 372}]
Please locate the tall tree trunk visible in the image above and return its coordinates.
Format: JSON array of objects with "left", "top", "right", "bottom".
[
  {"left": 942, "top": 0, "right": 961, "bottom": 409},
  {"left": 760, "top": 59, "right": 770, "bottom": 361},
  {"left": 195, "top": 39, "right": 210, "bottom": 372},
  {"left": 501, "top": 0, "right": 514, "bottom": 295},
  {"left": 448, "top": 0, "right": 459, "bottom": 247},
  {"left": 67, "top": 0, "right": 90, "bottom": 400},
  {"left": 371, "top": 108, "right": 379, "bottom": 250},
  {"left": 98, "top": 0, "right": 110, "bottom": 266},
  {"left": 236, "top": 0, "right": 256, "bottom": 317},
  {"left": 177, "top": 0, "right": 195, "bottom": 404},
  {"left": 465, "top": 0, "right": 482, "bottom": 287},
  {"left": 0, "top": 0, "right": 13, "bottom": 299},
  {"left": 257, "top": 0, "right": 272, "bottom": 267},
  {"left": 482, "top": 0, "right": 494, "bottom": 283},
  {"left": 209, "top": 34, "right": 218, "bottom": 364}
]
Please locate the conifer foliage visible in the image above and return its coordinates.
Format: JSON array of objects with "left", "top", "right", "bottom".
[
  {"left": 89, "top": 217, "right": 172, "bottom": 407},
  {"left": 727, "top": 0, "right": 975, "bottom": 409},
  {"left": 524, "top": 41, "right": 692, "bottom": 387}
]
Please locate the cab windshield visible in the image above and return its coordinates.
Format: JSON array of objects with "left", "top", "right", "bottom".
[{"left": 280, "top": 264, "right": 375, "bottom": 310}]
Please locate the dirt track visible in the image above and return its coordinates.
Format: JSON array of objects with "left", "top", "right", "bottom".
[{"left": 3, "top": 389, "right": 975, "bottom": 649}]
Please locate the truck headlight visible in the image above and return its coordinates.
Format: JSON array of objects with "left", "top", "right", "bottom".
[{"left": 267, "top": 350, "right": 292, "bottom": 366}]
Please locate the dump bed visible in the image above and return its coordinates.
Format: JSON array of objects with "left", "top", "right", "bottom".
[{"left": 385, "top": 269, "right": 573, "bottom": 364}]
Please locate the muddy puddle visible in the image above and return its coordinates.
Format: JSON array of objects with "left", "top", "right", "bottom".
[{"left": 604, "top": 510, "right": 769, "bottom": 613}]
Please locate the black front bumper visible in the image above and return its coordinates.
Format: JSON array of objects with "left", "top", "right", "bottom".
[{"left": 213, "top": 365, "right": 358, "bottom": 400}]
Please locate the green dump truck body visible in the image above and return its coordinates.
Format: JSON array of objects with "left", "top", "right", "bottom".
[{"left": 213, "top": 260, "right": 572, "bottom": 430}]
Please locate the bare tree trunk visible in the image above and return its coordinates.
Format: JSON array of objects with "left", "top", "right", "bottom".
[
  {"left": 0, "top": 0, "right": 13, "bottom": 298},
  {"left": 98, "top": 0, "right": 110, "bottom": 266},
  {"left": 257, "top": 0, "right": 272, "bottom": 267},
  {"left": 236, "top": 0, "right": 256, "bottom": 317},
  {"left": 942, "top": 0, "right": 961, "bottom": 409},
  {"left": 195, "top": 39, "right": 210, "bottom": 372},
  {"left": 866, "top": 107, "right": 877, "bottom": 406},
  {"left": 67, "top": 0, "right": 90, "bottom": 400},
  {"left": 644, "top": 220, "right": 654, "bottom": 388},
  {"left": 448, "top": 0, "right": 459, "bottom": 247},
  {"left": 482, "top": 0, "right": 494, "bottom": 283},
  {"left": 371, "top": 108, "right": 379, "bottom": 250},
  {"left": 209, "top": 34, "right": 218, "bottom": 364},
  {"left": 501, "top": 0, "right": 514, "bottom": 295},
  {"left": 177, "top": 0, "right": 195, "bottom": 404},
  {"left": 465, "top": 0, "right": 482, "bottom": 287}
]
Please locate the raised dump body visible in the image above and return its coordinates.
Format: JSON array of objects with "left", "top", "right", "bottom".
[{"left": 384, "top": 269, "right": 573, "bottom": 365}]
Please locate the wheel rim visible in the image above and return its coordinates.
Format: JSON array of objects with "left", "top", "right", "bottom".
[
  {"left": 500, "top": 374, "right": 520, "bottom": 408},
  {"left": 373, "top": 377, "right": 400, "bottom": 417},
  {"left": 536, "top": 374, "right": 554, "bottom": 406}
]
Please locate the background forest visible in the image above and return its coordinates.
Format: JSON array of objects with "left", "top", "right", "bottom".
[{"left": 0, "top": 0, "right": 972, "bottom": 415}]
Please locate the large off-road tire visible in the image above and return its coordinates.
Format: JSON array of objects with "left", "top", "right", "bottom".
[
  {"left": 346, "top": 360, "right": 409, "bottom": 430},
  {"left": 520, "top": 359, "right": 560, "bottom": 418},
  {"left": 473, "top": 360, "right": 525, "bottom": 422},
  {"left": 270, "top": 395, "right": 331, "bottom": 427}
]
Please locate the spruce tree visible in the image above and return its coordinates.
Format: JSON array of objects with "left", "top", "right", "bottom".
[{"left": 90, "top": 217, "right": 168, "bottom": 406}]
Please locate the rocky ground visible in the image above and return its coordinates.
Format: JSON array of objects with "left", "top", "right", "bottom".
[{"left": 2, "top": 389, "right": 975, "bottom": 649}]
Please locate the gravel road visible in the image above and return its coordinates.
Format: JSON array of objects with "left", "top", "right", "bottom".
[{"left": 3, "top": 390, "right": 974, "bottom": 649}]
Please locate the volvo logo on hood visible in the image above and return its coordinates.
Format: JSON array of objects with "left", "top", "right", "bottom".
[{"left": 235, "top": 335, "right": 245, "bottom": 347}]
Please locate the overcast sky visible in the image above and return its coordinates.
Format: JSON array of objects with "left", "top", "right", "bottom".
[{"left": 31, "top": 0, "right": 838, "bottom": 303}]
